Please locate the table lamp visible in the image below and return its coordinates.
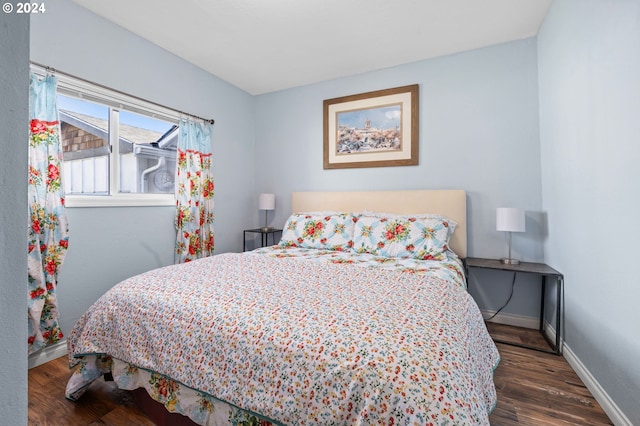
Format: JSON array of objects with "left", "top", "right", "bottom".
[
  {"left": 496, "top": 207, "right": 525, "bottom": 265},
  {"left": 258, "top": 193, "right": 275, "bottom": 231}
]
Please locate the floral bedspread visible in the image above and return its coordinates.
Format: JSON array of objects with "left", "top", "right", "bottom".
[{"left": 66, "top": 251, "right": 499, "bottom": 425}]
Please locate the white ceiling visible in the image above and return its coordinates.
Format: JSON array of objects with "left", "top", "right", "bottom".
[{"left": 72, "top": 0, "right": 552, "bottom": 95}]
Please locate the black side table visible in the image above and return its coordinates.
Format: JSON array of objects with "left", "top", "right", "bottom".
[
  {"left": 243, "top": 228, "right": 282, "bottom": 251},
  {"left": 464, "top": 257, "right": 564, "bottom": 355}
]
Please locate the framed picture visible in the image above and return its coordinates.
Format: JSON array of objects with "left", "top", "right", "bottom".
[{"left": 323, "top": 84, "right": 419, "bottom": 169}]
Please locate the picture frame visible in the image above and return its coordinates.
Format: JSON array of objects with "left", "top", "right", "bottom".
[{"left": 323, "top": 84, "right": 419, "bottom": 169}]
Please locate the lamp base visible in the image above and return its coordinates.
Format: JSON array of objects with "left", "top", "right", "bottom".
[
  {"left": 260, "top": 226, "right": 274, "bottom": 232},
  {"left": 500, "top": 258, "right": 520, "bottom": 265}
]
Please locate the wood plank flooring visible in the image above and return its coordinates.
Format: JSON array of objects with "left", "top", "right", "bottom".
[
  {"left": 28, "top": 358, "right": 154, "bottom": 426},
  {"left": 487, "top": 323, "right": 612, "bottom": 425},
  {"left": 28, "top": 324, "right": 613, "bottom": 425}
]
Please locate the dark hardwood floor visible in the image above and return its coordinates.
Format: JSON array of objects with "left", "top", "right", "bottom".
[{"left": 28, "top": 324, "right": 613, "bottom": 425}]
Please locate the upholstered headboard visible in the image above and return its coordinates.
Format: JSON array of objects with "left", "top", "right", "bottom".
[{"left": 291, "top": 190, "right": 467, "bottom": 258}]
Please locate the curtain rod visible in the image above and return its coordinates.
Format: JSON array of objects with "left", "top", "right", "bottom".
[{"left": 30, "top": 61, "right": 215, "bottom": 125}]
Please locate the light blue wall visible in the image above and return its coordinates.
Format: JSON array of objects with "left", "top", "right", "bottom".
[
  {"left": 538, "top": 0, "right": 640, "bottom": 423},
  {"left": 0, "top": 11, "right": 29, "bottom": 426},
  {"left": 255, "top": 38, "right": 545, "bottom": 317},
  {"left": 30, "top": 0, "right": 256, "bottom": 336}
]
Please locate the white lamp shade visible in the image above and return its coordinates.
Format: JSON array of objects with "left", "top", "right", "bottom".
[
  {"left": 496, "top": 207, "right": 525, "bottom": 232},
  {"left": 258, "top": 193, "right": 275, "bottom": 211}
]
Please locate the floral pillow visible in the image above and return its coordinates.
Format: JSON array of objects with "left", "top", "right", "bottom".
[
  {"left": 279, "top": 213, "right": 356, "bottom": 251},
  {"left": 361, "top": 211, "right": 458, "bottom": 244},
  {"left": 352, "top": 214, "right": 456, "bottom": 260}
]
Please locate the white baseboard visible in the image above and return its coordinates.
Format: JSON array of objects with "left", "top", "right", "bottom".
[
  {"left": 562, "top": 342, "right": 632, "bottom": 426},
  {"left": 28, "top": 340, "right": 68, "bottom": 369},
  {"left": 483, "top": 312, "right": 631, "bottom": 425},
  {"left": 481, "top": 310, "right": 540, "bottom": 329}
]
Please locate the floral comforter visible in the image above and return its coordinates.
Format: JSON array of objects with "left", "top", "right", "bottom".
[{"left": 66, "top": 250, "right": 499, "bottom": 425}]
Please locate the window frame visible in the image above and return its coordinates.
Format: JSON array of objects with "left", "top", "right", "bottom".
[{"left": 40, "top": 69, "right": 180, "bottom": 208}]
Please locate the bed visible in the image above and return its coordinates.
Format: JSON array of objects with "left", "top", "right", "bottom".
[{"left": 65, "top": 189, "right": 500, "bottom": 425}]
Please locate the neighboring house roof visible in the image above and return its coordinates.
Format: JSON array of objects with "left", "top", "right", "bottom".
[{"left": 59, "top": 110, "right": 178, "bottom": 160}]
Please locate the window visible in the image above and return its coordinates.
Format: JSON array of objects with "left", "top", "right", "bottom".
[
  {"left": 58, "top": 96, "right": 110, "bottom": 195},
  {"left": 49, "top": 73, "right": 181, "bottom": 207},
  {"left": 58, "top": 94, "right": 178, "bottom": 204},
  {"left": 119, "top": 110, "right": 177, "bottom": 194}
]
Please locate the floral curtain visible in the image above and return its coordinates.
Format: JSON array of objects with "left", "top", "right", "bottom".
[
  {"left": 27, "top": 74, "right": 69, "bottom": 355},
  {"left": 175, "top": 119, "right": 214, "bottom": 263}
]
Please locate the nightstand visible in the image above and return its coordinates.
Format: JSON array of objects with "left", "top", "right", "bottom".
[
  {"left": 243, "top": 228, "right": 282, "bottom": 251},
  {"left": 464, "top": 257, "right": 563, "bottom": 355}
]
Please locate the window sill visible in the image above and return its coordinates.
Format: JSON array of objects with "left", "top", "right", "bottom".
[{"left": 65, "top": 194, "right": 175, "bottom": 208}]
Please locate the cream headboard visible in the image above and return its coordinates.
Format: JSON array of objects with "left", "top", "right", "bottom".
[{"left": 292, "top": 190, "right": 467, "bottom": 258}]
